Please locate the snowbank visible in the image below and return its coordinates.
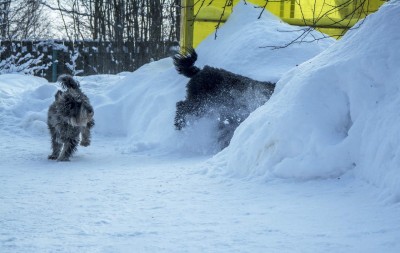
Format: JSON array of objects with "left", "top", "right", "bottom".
[
  {"left": 210, "top": 1, "right": 400, "bottom": 200},
  {"left": 0, "top": 74, "right": 54, "bottom": 134},
  {"left": 93, "top": 2, "right": 333, "bottom": 153},
  {"left": 94, "top": 58, "right": 190, "bottom": 152}
]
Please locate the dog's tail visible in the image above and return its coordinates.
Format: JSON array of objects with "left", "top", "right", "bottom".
[
  {"left": 58, "top": 74, "right": 80, "bottom": 90},
  {"left": 173, "top": 48, "right": 201, "bottom": 78}
]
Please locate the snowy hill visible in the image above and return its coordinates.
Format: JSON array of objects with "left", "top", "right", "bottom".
[{"left": 210, "top": 0, "right": 400, "bottom": 201}]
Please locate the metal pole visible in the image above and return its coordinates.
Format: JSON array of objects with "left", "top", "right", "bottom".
[
  {"left": 52, "top": 49, "right": 58, "bottom": 82},
  {"left": 180, "top": 0, "right": 194, "bottom": 52}
]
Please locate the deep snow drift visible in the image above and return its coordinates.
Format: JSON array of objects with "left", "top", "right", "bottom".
[{"left": 210, "top": 0, "right": 400, "bottom": 201}]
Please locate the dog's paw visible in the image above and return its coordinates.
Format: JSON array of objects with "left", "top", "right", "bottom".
[
  {"left": 48, "top": 154, "right": 58, "bottom": 160},
  {"left": 80, "top": 139, "right": 90, "bottom": 147},
  {"left": 57, "top": 157, "right": 70, "bottom": 162}
]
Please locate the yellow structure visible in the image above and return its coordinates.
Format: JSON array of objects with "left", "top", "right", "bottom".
[{"left": 180, "top": 0, "right": 385, "bottom": 49}]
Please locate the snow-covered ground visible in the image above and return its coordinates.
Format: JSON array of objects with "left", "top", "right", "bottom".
[
  {"left": 2, "top": 132, "right": 400, "bottom": 252},
  {"left": 1, "top": 1, "right": 400, "bottom": 252}
]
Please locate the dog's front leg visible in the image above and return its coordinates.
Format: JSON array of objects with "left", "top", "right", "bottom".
[
  {"left": 48, "top": 127, "right": 62, "bottom": 160},
  {"left": 80, "top": 127, "right": 91, "bottom": 146},
  {"left": 48, "top": 142, "right": 62, "bottom": 160},
  {"left": 80, "top": 127, "right": 91, "bottom": 147},
  {"left": 80, "top": 119, "right": 94, "bottom": 147},
  {"left": 57, "top": 138, "right": 79, "bottom": 161}
]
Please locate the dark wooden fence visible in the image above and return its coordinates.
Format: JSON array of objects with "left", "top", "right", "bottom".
[{"left": 0, "top": 40, "right": 178, "bottom": 82}]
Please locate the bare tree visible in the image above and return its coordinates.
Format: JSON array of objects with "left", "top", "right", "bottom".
[
  {"left": 0, "top": 0, "right": 11, "bottom": 38},
  {"left": 41, "top": 0, "right": 180, "bottom": 43},
  {"left": 0, "top": 0, "right": 53, "bottom": 40}
]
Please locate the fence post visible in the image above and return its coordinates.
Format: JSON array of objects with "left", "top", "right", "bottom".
[
  {"left": 180, "top": 0, "right": 194, "bottom": 53},
  {"left": 52, "top": 49, "right": 58, "bottom": 82}
]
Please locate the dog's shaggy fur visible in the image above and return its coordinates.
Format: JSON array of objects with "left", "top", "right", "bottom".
[
  {"left": 173, "top": 49, "right": 275, "bottom": 148},
  {"left": 47, "top": 75, "right": 94, "bottom": 161}
]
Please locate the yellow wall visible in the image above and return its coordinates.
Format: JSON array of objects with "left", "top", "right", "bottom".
[
  {"left": 180, "top": 0, "right": 384, "bottom": 49},
  {"left": 180, "top": 0, "right": 232, "bottom": 52}
]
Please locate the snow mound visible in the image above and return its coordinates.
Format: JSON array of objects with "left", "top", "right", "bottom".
[
  {"left": 210, "top": 1, "right": 400, "bottom": 200},
  {"left": 94, "top": 58, "right": 187, "bottom": 147},
  {"left": 0, "top": 74, "right": 52, "bottom": 133},
  {"left": 94, "top": 2, "right": 333, "bottom": 153}
]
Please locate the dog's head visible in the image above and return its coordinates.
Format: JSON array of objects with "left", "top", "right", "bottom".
[{"left": 57, "top": 91, "right": 94, "bottom": 127}]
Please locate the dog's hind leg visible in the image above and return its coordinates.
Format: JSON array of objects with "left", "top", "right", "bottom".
[
  {"left": 57, "top": 138, "right": 79, "bottom": 161},
  {"left": 175, "top": 101, "right": 188, "bottom": 130},
  {"left": 216, "top": 110, "right": 242, "bottom": 149},
  {"left": 175, "top": 99, "right": 204, "bottom": 130}
]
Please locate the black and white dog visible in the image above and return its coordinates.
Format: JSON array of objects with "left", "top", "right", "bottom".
[
  {"left": 173, "top": 49, "right": 275, "bottom": 149},
  {"left": 47, "top": 75, "right": 94, "bottom": 161}
]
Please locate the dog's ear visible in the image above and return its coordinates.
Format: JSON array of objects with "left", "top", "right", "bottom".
[{"left": 54, "top": 90, "right": 63, "bottom": 101}]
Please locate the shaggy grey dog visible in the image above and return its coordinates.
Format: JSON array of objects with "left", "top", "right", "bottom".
[
  {"left": 173, "top": 49, "right": 275, "bottom": 149},
  {"left": 47, "top": 75, "right": 94, "bottom": 161}
]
